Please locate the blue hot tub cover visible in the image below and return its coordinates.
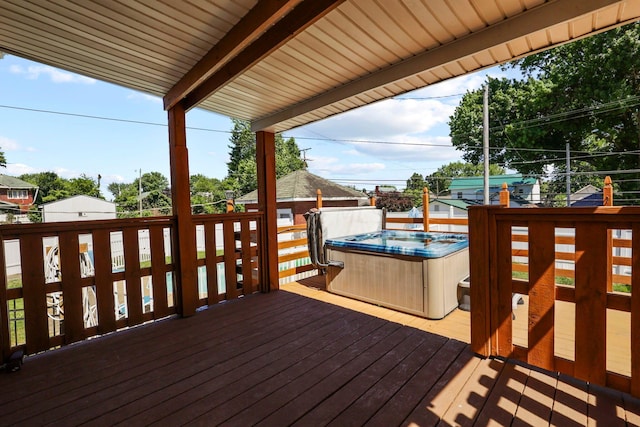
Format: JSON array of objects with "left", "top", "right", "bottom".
[{"left": 325, "top": 229, "right": 468, "bottom": 258}]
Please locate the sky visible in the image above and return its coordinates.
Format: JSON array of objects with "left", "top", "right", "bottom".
[{"left": 0, "top": 54, "right": 511, "bottom": 200}]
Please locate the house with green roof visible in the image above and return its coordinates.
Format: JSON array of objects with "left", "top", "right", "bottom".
[
  {"left": 236, "top": 169, "right": 369, "bottom": 225},
  {"left": 448, "top": 174, "right": 540, "bottom": 204},
  {"left": 0, "top": 175, "right": 39, "bottom": 213}
]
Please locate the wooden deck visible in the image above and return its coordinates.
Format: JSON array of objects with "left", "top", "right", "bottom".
[{"left": 1, "top": 278, "right": 640, "bottom": 426}]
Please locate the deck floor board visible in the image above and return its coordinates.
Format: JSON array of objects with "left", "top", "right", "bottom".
[{"left": 1, "top": 278, "right": 639, "bottom": 426}]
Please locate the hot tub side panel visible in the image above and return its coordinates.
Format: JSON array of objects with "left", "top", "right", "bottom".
[
  {"left": 325, "top": 248, "right": 425, "bottom": 316},
  {"left": 423, "top": 248, "right": 470, "bottom": 319}
]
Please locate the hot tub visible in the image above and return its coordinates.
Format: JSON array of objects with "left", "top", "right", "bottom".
[{"left": 324, "top": 230, "right": 469, "bottom": 319}]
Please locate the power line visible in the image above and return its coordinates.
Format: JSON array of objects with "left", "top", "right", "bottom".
[{"left": 0, "top": 104, "right": 231, "bottom": 134}]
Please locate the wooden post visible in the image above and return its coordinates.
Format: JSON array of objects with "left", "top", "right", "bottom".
[
  {"left": 168, "top": 102, "right": 198, "bottom": 316},
  {"left": 370, "top": 195, "right": 376, "bottom": 206},
  {"left": 422, "top": 187, "right": 429, "bottom": 232},
  {"left": 499, "top": 182, "right": 509, "bottom": 207},
  {"left": 603, "top": 176, "right": 613, "bottom": 206},
  {"left": 604, "top": 176, "right": 614, "bottom": 291},
  {"left": 316, "top": 189, "right": 323, "bottom": 208},
  {"left": 256, "top": 131, "right": 279, "bottom": 291},
  {"left": 468, "top": 206, "right": 493, "bottom": 357}
]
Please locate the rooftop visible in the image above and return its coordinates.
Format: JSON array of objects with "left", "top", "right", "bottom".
[
  {"left": 236, "top": 169, "right": 368, "bottom": 204},
  {"left": 449, "top": 174, "right": 537, "bottom": 191}
]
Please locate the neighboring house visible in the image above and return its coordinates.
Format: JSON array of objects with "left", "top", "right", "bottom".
[
  {"left": 0, "top": 175, "right": 39, "bottom": 213},
  {"left": 571, "top": 184, "right": 603, "bottom": 207},
  {"left": 236, "top": 169, "right": 370, "bottom": 225},
  {"left": 448, "top": 174, "right": 541, "bottom": 204},
  {"left": 42, "top": 195, "right": 116, "bottom": 222},
  {"left": 571, "top": 192, "right": 604, "bottom": 207},
  {"left": 428, "top": 198, "right": 481, "bottom": 218}
]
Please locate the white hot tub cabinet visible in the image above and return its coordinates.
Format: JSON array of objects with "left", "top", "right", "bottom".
[{"left": 325, "top": 246, "right": 469, "bottom": 319}]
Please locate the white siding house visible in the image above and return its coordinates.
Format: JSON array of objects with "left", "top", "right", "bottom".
[{"left": 42, "top": 195, "right": 116, "bottom": 223}]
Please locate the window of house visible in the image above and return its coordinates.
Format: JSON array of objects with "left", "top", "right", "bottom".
[
  {"left": 434, "top": 205, "right": 440, "bottom": 212},
  {"left": 457, "top": 192, "right": 463, "bottom": 199},
  {"left": 8, "top": 190, "right": 28, "bottom": 199}
]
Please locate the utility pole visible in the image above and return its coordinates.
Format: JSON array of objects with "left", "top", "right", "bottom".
[
  {"left": 566, "top": 143, "right": 571, "bottom": 207},
  {"left": 300, "top": 147, "right": 311, "bottom": 168},
  {"left": 138, "top": 169, "right": 142, "bottom": 217},
  {"left": 483, "top": 82, "right": 490, "bottom": 205}
]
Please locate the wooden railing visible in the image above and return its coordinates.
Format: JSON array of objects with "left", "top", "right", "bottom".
[
  {"left": 0, "top": 212, "right": 264, "bottom": 361},
  {"left": 469, "top": 206, "right": 639, "bottom": 397},
  {"left": 385, "top": 216, "right": 468, "bottom": 232},
  {"left": 277, "top": 224, "right": 315, "bottom": 283}
]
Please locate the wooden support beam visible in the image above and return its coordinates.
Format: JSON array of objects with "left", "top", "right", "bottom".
[
  {"left": 183, "top": 0, "right": 344, "bottom": 111},
  {"left": 316, "top": 189, "right": 322, "bottom": 209},
  {"left": 422, "top": 187, "right": 429, "bottom": 232},
  {"left": 168, "top": 103, "right": 198, "bottom": 316},
  {"left": 256, "top": 131, "right": 279, "bottom": 291},
  {"left": 164, "top": 0, "right": 302, "bottom": 110}
]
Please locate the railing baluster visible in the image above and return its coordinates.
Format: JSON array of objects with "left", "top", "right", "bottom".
[
  {"left": 223, "top": 219, "right": 238, "bottom": 299},
  {"left": 150, "top": 225, "right": 169, "bottom": 318},
  {"left": 0, "top": 237, "right": 11, "bottom": 361},
  {"left": 204, "top": 222, "right": 220, "bottom": 304},
  {"left": 527, "top": 221, "right": 555, "bottom": 370},
  {"left": 240, "top": 219, "right": 253, "bottom": 294},
  {"left": 20, "top": 234, "right": 49, "bottom": 353},
  {"left": 123, "top": 227, "right": 143, "bottom": 325},
  {"left": 574, "top": 222, "right": 608, "bottom": 385},
  {"left": 59, "top": 231, "right": 84, "bottom": 343},
  {"left": 94, "top": 229, "right": 116, "bottom": 334}
]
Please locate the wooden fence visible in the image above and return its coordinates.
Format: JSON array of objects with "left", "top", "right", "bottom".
[{"left": 469, "top": 205, "right": 639, "bottom": 397}]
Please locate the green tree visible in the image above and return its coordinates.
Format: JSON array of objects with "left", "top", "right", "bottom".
[
  {"left": 426, "top": 161, "right": 505, "bottom": 196},
  {"left": 190, "top": 174, "right": 235, "bottom": 214},
  {"left": 403, "top": 173, "right": 428, "bottom": 207},
  {"left": 107, "top": 182, "right": 129, "bottom": 199},
  {"left": 20, "top": 172, "right": 66, "bottom": 204},
  {"left": 227, "top": 119, "right": 305, "bottom": 195},
  {"left": 110, "top": 172, "right": 171, "bottom": 217},
  {"left": 449, "top": 22, "right": 640, "bottom": 203},
  {"left": 67, "top": 174, "right": 101, "bottom": 198}
]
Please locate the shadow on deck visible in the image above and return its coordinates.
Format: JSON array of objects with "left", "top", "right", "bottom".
[{"left": 1, "top": 279, "right": 639, "bottom": 426}]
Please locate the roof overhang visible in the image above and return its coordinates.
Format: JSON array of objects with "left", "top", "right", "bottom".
[{"left": 1, "top": 0, "right": 638, "bottom": 133}]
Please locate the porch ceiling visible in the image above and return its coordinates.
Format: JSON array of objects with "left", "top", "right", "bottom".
[{"left": 1, "top": 0, "right": 639, "bottom": 133}]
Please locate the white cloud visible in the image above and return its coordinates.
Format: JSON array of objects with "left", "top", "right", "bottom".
[
  {"left": 0, "top": 136, "right": 20, "bottom": 151},
  {"left": 9, "top": 64, "right": 96, "bottom": 84},
  {"left": 304, "top": 97, "right": 454, "bottom": 142},
  {"left": 53, "top": 167, "right": 75, "bottom": 179},
  {"left": 309, "top": 155, "right": 386, "bottom": 176},
  {"left": 103, "top": 174, "right": 125, "bottom": 184},
  {"left": 127, "top": 92, "right": 162, "bottom": 104},
  {"left": 5, "top": 163, "right": 36, "bottom": 176}
]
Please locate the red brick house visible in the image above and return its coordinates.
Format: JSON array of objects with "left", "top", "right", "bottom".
[
  {"left": 0, "top": 175, "right": 38, "bottom": 213},
  {"left": 236, "top": 169, "right": 369, "bottom": 225}
]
